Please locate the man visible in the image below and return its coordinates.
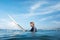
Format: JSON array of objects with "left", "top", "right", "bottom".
[{"left": 30, "top": 22, "right": 37, "bottom": 32}]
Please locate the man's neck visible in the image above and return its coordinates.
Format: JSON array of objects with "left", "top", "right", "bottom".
[{"left": 32, "top": 26, "right": 35, "bottom": 28}]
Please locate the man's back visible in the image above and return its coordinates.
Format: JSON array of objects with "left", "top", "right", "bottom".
[
  {"left": 30, "top": 27, "right": 37, "bottom": 32},
  {"left": 30, "top": 22, "right": 37, "bottom": 32}
]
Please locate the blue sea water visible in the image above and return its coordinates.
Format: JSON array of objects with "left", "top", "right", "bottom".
[{"left": 0, "top": 29, "right": 60, "bottom": 40}]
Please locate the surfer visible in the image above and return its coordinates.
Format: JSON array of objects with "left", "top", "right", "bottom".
[
  {"left": 30, "top": 22, "right": 37, "bottom": 32},
  {"left": 8, "top": 15, "right": 37, "bottom": 32}
]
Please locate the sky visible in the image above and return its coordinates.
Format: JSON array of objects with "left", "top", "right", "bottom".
[{"left": 0, "top": 0, "right": 60, "bottom": 30}]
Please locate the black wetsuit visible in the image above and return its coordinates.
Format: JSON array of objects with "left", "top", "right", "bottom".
[{"left": 30, "top": 27, "right": 37, "bottom": 32}]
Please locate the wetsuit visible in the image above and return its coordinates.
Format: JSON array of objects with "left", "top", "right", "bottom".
[{"left": 30, "top": 27, "right": 37, "bottom": 32}]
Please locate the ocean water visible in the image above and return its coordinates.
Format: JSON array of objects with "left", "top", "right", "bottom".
[{"left": 0, "top": 29, "right": 60, "bottom": 40}]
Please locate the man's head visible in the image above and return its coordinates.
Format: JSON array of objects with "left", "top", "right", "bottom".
[{"left": 30, "top": 22, "right": 34, "bottom": 27}]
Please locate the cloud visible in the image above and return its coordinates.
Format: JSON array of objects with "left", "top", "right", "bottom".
[
  {"left": 22, "top": 2, "right": 60, "bottom": 19},
  {"left": 35, "top": 2, "right": 60, "bottom": 15},
  {"left": 40, "top": 3, "right": 60, "bottom": 14},
  {"left": 13, "top": 2, "right": 60, "bottom": 19},
  {"left": 30, "top": 1, "right": 48, "bottom": 12},
  {"left": 39, "top": 14, "right": 60, "bottom": 22},
  {"left": 52, "top": 21, "right": 60, "bottom": 25},
  {"left": 50, "top": 21, "right": 60, "bottom": 29},
  {"left": 0, "top": 18, "right": 21, "bottom": 30},
  {"left": 39, "top": 16, "right": 53, "bottom": 22}
]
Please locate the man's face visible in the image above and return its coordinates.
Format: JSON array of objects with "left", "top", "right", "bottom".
[{"left": 30, "top": 23, "right": 34, "bottom": 27}]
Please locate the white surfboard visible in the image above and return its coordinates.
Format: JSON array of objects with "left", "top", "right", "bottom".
[{"left": 8, "top": 15, "right": 25, "bottom": 32}]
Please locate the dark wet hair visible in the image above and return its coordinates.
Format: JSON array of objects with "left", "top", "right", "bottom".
[{"left": 30, "top": 22, "right": 34, "bottom": 25}]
